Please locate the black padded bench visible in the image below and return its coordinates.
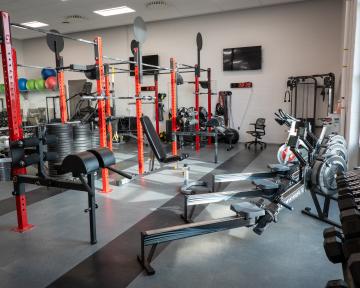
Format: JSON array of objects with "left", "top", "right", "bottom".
[{"left": 141, "top": 116, "right": 188, "bottom": 170}]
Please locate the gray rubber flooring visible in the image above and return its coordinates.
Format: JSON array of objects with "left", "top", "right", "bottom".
[{"left": 0, "top": 143, "right": 343, "bottom": 288}]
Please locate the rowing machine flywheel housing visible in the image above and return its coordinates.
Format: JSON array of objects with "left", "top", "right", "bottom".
[{"left": 311, "top": 154, "right": 347, "bottom": 195}]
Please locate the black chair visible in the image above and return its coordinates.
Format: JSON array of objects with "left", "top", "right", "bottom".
[{"left": 245, "top": 118, "right": 266, "bottom": 150}]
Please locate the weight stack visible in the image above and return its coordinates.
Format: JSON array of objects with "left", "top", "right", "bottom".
[
  {"left": 0, "top": 158, "right": 11, "bottom": 181},
  {"left": 46, "top": 123, "right": 73, "bottom": 179},
  {"left": 73, "top": 123, "right": 92, "bottom": 153},
  {"left": 91, "top": 128, "right": 100, "bottom": 149}
]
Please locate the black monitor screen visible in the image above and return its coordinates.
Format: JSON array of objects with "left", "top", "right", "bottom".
[
  {"left": 129, "top": 55, "right": 159, "bottom": 76},
  {"left": 223, "top": 46, "right": 262, "bottom": 71}
]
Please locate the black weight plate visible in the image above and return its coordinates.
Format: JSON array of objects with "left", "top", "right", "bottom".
[
  {"left": 46, "top": 29, "right": 64, "bottom": 53},
  {"left": 196, "top": 32, "right": 203, "bottom": 51}
]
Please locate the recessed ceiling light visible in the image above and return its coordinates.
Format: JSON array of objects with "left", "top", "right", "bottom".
[
  {"left": 21, "top": 21, "right": 49, "bottom": 28},
  {"left": 93, "top": 6, "right": 135, "bottom": 16}
]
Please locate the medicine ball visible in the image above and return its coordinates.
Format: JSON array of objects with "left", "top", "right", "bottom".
[
  {"left": 35, "top": 79, "right": 46, "bottom": 90},
  {"left": 18, "top": 78, "right": 27, "bottom": 91},
  {"left": 26, "top": 79, "right": 35, "bottom": 91},
  {"left": 45, "top": 76, "right": 58, "bottom": 90},
  {"left": 41, "top": 68, "right": 57, "bottom": 80}
]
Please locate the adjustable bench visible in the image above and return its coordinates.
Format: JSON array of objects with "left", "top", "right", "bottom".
[
  {"left": 141, "top": 115, "right": 208, "bottom": 192},
  {"left": 141, "top": 116, "right": 188, "bottom": 171}
]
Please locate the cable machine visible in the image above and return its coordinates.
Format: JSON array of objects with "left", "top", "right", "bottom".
[{"left": 285, "top": 73, "right": 335, "bottom": 128}]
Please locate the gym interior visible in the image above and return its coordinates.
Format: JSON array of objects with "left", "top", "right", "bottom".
[{"left": 0, "top": 0, "right": 359, "bottom": 287}]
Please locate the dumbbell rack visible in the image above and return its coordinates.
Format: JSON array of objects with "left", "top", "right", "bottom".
[{"left": 323, "top": 170, "right": 360, "bottom": 288}]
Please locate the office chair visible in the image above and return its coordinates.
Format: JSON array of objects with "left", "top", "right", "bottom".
[{"left": 245, "top": 118, "right": 266, "bottom": 150}]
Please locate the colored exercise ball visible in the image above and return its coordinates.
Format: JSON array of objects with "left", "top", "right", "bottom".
[
  {"left": 35, "top": 79, "right": 46, "bottom": 90},
  {"left": 0, "top": 84, "right": 5, "bottom": 93},
  {"left": 45, "top": 76, "right": 58, "bottom": 90},
  {"left": 26, "top": 79, "right": 36, "bottom": 91},
  {"left": 41, "top": 68, "right": 57, "bottom": 80},
  {"left": 18, "top": 78, "right": 28, "bottom": 91}
]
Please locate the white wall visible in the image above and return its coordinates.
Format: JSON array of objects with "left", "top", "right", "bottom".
[{"left": 19, "top": 0, "right": 344, "bottom": 143}]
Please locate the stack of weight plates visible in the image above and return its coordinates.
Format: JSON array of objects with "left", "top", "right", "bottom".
[
  {"left": 72, "top": 123, "right": 91, "bottom": 153},
  {"left": 46, "top": 123, "right": 73, "bottom": 179},
  {"left": 0, "top": 157, "right": 11, "bottom": 181},
  {"left": 91, "top": 128, "right": 100, "bottom": 149}
]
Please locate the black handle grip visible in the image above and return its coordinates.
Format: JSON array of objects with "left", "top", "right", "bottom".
[{"left": 253, "top": 213, "right": 274, "bottom": 235}]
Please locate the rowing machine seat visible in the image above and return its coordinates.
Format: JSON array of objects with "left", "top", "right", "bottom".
[
  {"left": 141, "top": 116, "right": 188, "bottom": 163},
  {"left": 268, "top": 163, "right": 290, "bottom": 173},
  {"left": 252, "top": 179, "right": 279, "bottom": 191},
  {"left": 230, "top": 202, "right": 265, "bottom": 219}
]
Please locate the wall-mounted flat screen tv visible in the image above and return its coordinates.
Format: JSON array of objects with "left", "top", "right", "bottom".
[
  {"left": 223, "top": 46, "right": 262, "bottom": 71},
  {"left": 129, "top": 55, "right": 159, "bottom": 76}
]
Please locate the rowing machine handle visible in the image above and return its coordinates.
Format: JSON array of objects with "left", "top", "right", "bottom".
[
  {"left": 277, "top": 199, "right": 294, "bottom": 211},
  {"left": 253, "top": 212, "right": 274, "bottom": 235}
]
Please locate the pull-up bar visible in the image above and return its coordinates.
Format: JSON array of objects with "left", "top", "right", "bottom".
[{"left": 11, "top": 23, "right": 96, "bottom": 45}]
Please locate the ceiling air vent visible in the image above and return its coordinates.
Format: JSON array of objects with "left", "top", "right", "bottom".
[
  {"left": 62, "top": 15, "right": 87, "bottom": 24},
  {"left": 146, "top": 0, "right": 168, "bottom": 9}
]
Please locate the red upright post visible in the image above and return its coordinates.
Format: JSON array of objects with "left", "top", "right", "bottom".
[
  {"left": 195, "top": 65, "right": 200, "bottom": 151},
  {"left": 0, "top": 11, "right": 33, "bottom": 232},
  {"left": 170, "top": 58, "right": 177, "bottom": 156},
  {"left": 207, "top": 68, "right": 212, "bottom": 145},
  {"left": 104, "top": 69, "right": 113, "bottom": 151},
  {"left": 94, "top": 37, "right": 110, "bottom": 193},
  {"left": 57, "top": 70, "right": 68, "bottom": 123},
  {"left": 154, "top": 73, "right": 159, "bottom": 134},
  {"left": 134, "top": 49, "right": 145, "bottom": 174}
]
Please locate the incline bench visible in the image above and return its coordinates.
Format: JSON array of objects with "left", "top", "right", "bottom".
[{"left": 141, "top": 116, "right": 207, "bottom": 192}]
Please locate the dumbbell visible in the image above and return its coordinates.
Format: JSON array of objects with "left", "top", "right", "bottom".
[
  {"left": 340, "top": 209, "right": 360, "bottom": 239},
  {"left": 342, "top": 238, "right": 360, "bottom": 261},
  {"left": 337, "top": 179, "right": 360, "bottom": 189},
  {"left": 348, "top": 253, "right": 360, "bottom": 287},
  {"left": 338, "top": 186, "right": 360, "bottom": 197},
  {"left": 323, "top": 227, "right": 345, "bottom": 264},
  {"left": 338, "top": 196, "right": 360, "bottom": 212},
  {"left": 325, "top": 280, "right": 348, "bottom": 288},
  {"left": 337, "top": 173, "right": 360, "bottom": 183}
]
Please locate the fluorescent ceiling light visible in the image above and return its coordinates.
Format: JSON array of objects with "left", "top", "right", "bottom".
[
  {"left": 21, "top": 21, "right": 49, "bottom": 28},
  {"left": 93, "top": 6, "right": 135, "bottom": 16}
]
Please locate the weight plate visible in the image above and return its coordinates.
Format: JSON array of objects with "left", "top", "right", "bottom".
[
  {"left": 46, "top": 29, "right": 64, "bottom": 53},
  {"left": 196, "top": 32, "right": 203, "bottom": 51},
  {"left": 46, "top": 123, "right": 73, "bottom": 178},
  {"left": 133, "top": 17, "right": 147, "bottom": 44}
]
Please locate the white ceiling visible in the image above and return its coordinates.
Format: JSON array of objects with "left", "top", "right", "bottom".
[{"left": 1, "top": 0, "right": 305, "bottom": 39}]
